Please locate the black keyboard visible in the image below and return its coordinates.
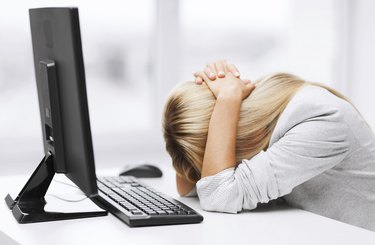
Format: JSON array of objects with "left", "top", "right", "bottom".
[{"left": 94, "top": 176, "right": 203, "bottom": 227}]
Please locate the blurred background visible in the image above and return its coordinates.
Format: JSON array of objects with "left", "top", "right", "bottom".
[{"left": 0, "top": 0, "right": 374, "bottom": 175}]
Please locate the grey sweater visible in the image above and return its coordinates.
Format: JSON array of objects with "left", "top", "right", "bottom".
[{"left": 196, "top": 85, "right": 375, "bottom": 231}]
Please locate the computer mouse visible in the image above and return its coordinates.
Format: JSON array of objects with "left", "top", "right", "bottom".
[{"left": 119, "top": 163, "right": 163, "bottom": 178}]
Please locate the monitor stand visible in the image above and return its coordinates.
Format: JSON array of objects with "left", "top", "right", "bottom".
[{"left": 4, "top": 153, "right": 108, "bottom": 223}]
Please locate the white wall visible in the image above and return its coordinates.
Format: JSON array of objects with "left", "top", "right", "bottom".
[
  {"left": 344, "top": 0, "right": 375, "bottom": 129},
  {"left": 1, "top": 0, "right": 375, "bottom": 175}
]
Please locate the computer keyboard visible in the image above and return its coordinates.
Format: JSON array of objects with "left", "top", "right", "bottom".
[{"left": 95, "top": 176, "right": 203, "bottom": 227}]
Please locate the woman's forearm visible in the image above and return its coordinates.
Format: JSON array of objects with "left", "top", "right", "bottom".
[
  {"left": 201, "top": 93, "right": 242, "bottom": 178},
  {"left": 175, "top": 93, "right": 241, "bottom": 195}
]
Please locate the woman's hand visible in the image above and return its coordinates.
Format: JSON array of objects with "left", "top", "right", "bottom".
[
  {"left": 194, "top": 70, "right": 255, "bottom": 101},
  {"left": 194, "top": 60, "right": 242, "bottom": 84},
  {"left": 176, "top": 174, "right": 195, "bottom": 196},
  {"left": 193, "top": 59, "right": 254, "bottom": 100}
]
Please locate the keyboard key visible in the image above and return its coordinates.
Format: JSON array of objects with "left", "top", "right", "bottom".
[{"left": 132, "top": 211, "right": 144, "bottom": 215}]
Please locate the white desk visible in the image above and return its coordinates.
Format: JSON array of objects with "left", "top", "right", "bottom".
[{"left": 1, "top": 166, "right": 375, "bottom": 245}]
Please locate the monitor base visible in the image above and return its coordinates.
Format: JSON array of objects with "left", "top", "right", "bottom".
[{"left": 4, "top": 153, "right": 107, "bottom": 223}]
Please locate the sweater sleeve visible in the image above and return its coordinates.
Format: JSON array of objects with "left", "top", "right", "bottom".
[{"left": 196, "top": 110, "right": 350, "bottom": 213}]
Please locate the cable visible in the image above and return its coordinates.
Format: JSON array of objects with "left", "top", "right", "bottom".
[
  {"left": 50, "top": 179, "right": 87, "bottom": 202},
  {"left": 47, "top": 194, "right": 88, "bottom": 203},
  {"left": 53, "top": 179, "right": 79, "bottom": 189}
]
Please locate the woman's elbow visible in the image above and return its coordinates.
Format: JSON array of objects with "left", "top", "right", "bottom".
[
  {"left": 197, "top": 185, "right": 242, "bottom": 213},
  {"left": 199, "top": 197, "right": 238, "bottom": 214}
]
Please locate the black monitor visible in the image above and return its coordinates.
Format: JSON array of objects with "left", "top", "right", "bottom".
[{"left": 5, "top": 7, "right": 107, "bottom": 223}]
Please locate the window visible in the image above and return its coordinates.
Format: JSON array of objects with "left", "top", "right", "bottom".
[
  {"left": 1, "top": 0, "right": 361, "bottom": 173},
  {"left": 179, "top": 0, "right": 337, "bottom": 85}
]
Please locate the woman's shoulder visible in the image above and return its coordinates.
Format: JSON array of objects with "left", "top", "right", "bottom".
[
  {"left": 282, "top": 85, "right": 347, "bottom": 122},
  {"left": 290, "top": 85, "right": 344, "bottom": 110},
  {"left": 270, "top": 85, "right": 351, "bottom": 144}
]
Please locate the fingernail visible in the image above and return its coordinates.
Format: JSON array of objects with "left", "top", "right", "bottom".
[
  {"left": 235, "top": 72, "right": 240, "bottom": 77},
  {"left": 209, "top": 73, "right": 216, "bottom": 79},
  {"left": 218, "top": 71, "right": 225, "bottom": 77}
]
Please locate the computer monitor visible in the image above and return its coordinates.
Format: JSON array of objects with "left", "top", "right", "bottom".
[{"left": 5, "top": 7, "right": 107, "bottom": 223}]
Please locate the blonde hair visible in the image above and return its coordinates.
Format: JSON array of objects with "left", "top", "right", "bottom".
[{"left": 162, "top": 73, "right": 351, "bottom": 183}]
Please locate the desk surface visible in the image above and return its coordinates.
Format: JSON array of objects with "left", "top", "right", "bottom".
[{"left": 1, "top": 166, "right": 375, "bottom": 245}]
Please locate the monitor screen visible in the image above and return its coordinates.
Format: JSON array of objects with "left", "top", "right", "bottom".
[{"left": 29, "top": 7, "right": 98, "bottom": 196}]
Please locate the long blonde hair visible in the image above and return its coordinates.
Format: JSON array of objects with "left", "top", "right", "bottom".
[{"left": 162, "top": 72, "right": 351, "bottom": 183}]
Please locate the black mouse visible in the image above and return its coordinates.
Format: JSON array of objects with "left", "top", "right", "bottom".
[{"left": 119, "top": 163, "right": 163, "bottom": 178}]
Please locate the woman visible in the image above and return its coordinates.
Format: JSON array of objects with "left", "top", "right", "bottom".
[{"left": 162, "top": 60, "right": 375, "bottom": 231}]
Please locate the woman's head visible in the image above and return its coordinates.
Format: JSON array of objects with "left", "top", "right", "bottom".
[{"left": 163, "top": 73, "right": 306, "bottom": 183}]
